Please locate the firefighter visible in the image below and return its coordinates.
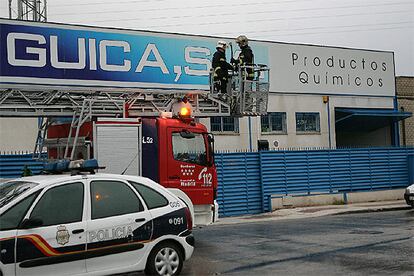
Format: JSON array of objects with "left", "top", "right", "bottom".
[
  {"left": 212, "top": 40, "right": 234, "bottom": 94},
  {"left": 231, "top": 35, "right": 255, "bottom": 80}
]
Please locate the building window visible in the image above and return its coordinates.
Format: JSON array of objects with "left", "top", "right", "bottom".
[
  {"left": 211, "top": 117, "right": 239, "bottom": 133},
  {"left": 261, "top": 112, "right": 287, "bottom": 133},
  {"left": 296, "top": 112, "right": 320, "bottom": 133}
]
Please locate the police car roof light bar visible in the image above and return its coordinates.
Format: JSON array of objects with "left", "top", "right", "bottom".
[{"left": 43, "top": 159, "right": 103, "bottom": 174}]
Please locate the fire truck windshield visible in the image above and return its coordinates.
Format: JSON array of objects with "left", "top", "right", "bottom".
[{"left": 172, "top": 132, "right": 207, "bottom": 166}]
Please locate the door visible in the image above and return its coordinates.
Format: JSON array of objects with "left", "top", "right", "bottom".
[
  {"left": 167, "top": 128, "right": 214, "bottom": 205},
  {"left": 0, "top": 191, "right": 40, "bottom": 276},
  {"left": 86, "top": 179, "right": 152, "bottom": 273},
  {"left": 94, "top": 119, "right": 142, "bottom": 176},
  {"left": 15, "top": 181, "right": 87, "bottom": 276}
]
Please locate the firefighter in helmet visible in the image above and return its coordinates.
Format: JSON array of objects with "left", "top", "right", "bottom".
[
  {"left": 212, "top": 40, "right": 234, "bottom": 94},
  {"left": 231, "top": 35, "right": 255, "bottom": 80}
]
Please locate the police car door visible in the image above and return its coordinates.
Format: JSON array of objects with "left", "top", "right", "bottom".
[
  {"left": 86, "top": 178, "right": 152, "bottom": 273},
  {"left": 0, "top": 191, "right": 41, "bottom": 276},
  {"left": 15, "top": 181, "right": 87, "bottom": 276}
]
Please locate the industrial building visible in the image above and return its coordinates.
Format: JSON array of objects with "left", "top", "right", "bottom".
[
  {"left": 200, "top": 44, "right": 411, "bottom": 151},
  {"left": 0, "top": 19, "right": 411, "bottom": 152}
]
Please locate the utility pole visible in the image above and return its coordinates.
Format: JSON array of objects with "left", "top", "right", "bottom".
[{"left": 9, "top": 0, "right": 47, "bottom": 22}]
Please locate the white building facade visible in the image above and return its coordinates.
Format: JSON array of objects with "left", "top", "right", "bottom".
[{"left": 0, "top": 19, "right": 409, "bottom": 152}]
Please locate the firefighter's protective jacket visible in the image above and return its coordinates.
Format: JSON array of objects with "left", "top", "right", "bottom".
[
  {"left": 212, "top": 50, "right": 233, "bottom": 81},
  {"left": 234, "top": 45, "right": 254, "bottom": 80}
]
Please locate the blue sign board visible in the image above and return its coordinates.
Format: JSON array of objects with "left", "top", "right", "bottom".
[{"left": 0, "top": 19, "right": 268, "bottom": 90}]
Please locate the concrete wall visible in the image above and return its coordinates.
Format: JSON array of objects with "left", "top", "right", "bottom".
[
  {"left": 0, "top": 118, "right": 38, "bottom": 152},
  {"left": 397, "top": 76, "right": 414, "bottom": 146},
  {"left": 271, "top": 189, "right": 405, "bottom": 210}
]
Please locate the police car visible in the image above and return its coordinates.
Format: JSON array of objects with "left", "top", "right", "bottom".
[
  {"left": 404, "top": 183, "right": 414, "bottom": 208},
  {"left": 0, "top": 160, "right": 194, "bottom": 276}
]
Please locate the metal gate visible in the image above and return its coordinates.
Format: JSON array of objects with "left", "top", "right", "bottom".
[
  {"left": 0, "top": 153, "right": 45, "bottom": 179},
  {"left": 215, "top": 147, "right": 414, "bottom": 217}
]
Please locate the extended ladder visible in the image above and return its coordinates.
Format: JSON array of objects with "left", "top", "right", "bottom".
[
  {"left": 0, "top": 88, "right": 232, "bottom": 159},
  {"left": 0, "top": 88, "right": 231, "bottom": 118}
]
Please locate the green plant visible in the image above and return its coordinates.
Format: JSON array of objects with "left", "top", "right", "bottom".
[{"left": 21, "top": 165, "right": 33, "bottom": 177}]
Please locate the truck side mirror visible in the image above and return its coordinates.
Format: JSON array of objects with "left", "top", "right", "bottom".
[
  {"left": 19, "top": 217, "right": 43, "bottom": 229},
  {"left": 207, "top": 133, "right": 215, "bottom": 167}
]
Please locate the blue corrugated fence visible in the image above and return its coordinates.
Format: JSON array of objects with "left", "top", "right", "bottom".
[
  {"left": 215, "top": 147, "right": 414, "bottom": 217},
  {"left": 0, "top": 154, "right": 45, "bottom": 178}
]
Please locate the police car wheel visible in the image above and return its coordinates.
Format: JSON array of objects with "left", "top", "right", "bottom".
[{"left": 145, "top": 242, "right": 183, "bottom": 276}]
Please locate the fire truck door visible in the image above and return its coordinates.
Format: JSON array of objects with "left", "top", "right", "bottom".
[{"left": 167, "top": 128, "right": 214, "bottom": 205}]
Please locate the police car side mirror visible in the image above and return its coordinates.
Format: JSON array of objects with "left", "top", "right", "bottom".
[{"left": 19, "top": 217, "right": 43, "bottom": 229}]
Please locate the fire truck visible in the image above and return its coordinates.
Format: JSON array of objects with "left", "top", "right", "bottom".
[
  {"left": 44, "top": 102, "right": 219, "bottom": 225},
  {"left": 0, "top": 19, "right": 270, "bottom": 225}
]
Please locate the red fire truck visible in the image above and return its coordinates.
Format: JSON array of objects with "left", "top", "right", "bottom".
[{"left": 45, "top": 103, "right": 219, "bottom": 225}]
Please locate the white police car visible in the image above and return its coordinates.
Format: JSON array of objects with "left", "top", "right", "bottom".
[
  {"left": 404, "top": 183, "right": 414, "bottom": 208},
  {"left": 0, "top": 160, "right": 194, "bottom": 276}
]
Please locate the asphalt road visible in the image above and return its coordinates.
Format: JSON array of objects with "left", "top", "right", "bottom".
[{"left": 181, "top": 209, "right": 414, "bottom": 276}]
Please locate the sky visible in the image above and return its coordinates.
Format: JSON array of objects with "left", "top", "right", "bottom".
[{"left": 2, "top": 0, "right": 414, "bottom": 76}]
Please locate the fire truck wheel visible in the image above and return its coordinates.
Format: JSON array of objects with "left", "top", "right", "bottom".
[{"left": 145, "top": 241, "right": 183, "bottom": 276}]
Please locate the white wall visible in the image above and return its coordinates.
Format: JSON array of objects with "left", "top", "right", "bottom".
[
  {"left": 0, "top": 118, "right": 38, "bottom": 152},
  {"left": 203, "top": 93, "right": 395, "bottom": 151},
  {"left": 0, "top": 94, "right": 395, "bottom": 153}
]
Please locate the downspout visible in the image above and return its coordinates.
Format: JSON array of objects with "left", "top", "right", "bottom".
[
  {"left": 248, "top": 117, "right": 253, "bottom": 151},
  {"left": 392, "top": 97, "right": 400, "bottom": 146}
]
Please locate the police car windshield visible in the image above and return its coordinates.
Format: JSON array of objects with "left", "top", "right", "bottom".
[{"left": 0, "top": 181, "right": 38, "bottom": 208}]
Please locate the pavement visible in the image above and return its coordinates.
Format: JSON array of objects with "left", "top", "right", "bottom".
[{"left": 214, "top": 200, "right": 412, "bottom": 225}]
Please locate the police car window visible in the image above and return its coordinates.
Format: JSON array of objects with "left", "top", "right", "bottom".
[
  {"left": 0, "top": 191, "right": 40, "bottom": 231},
  {"left": 91, "top": 180, "right": 143, "bottom": 220},
  {"left": 129, "top": 181, "right": 168, "bottom": 209},
  {"left": 30, "top": 182, "right": 84, "bottom": 227}
]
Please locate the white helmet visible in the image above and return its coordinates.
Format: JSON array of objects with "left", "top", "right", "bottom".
[
  {"left": 236, "top": 35, "right": 248, "bottom": 47},
  {"left": 216, "top": 40, "right": 227, "bottom": 50}
]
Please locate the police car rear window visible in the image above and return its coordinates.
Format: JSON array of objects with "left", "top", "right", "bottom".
[
  {"left": 128, "top": 181, "right": 168, "bottom": 210},
  {"left": 91, "top": 180, "right": 144, "bottom": 219}
]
